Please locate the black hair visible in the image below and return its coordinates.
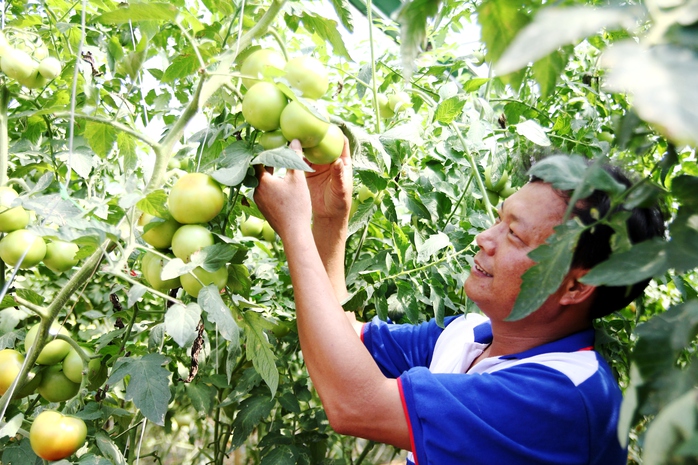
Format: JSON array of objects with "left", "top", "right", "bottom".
[{"left": 531, "top": 164, "right": 665, "bottom": 319}]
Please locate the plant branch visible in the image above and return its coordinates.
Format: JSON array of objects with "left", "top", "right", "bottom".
[
  {"left": 0, "top": 85, "right": 8, "bottom": 186},
  {"left": 52, "top": 111, "right": 161, "bottom": 149}
]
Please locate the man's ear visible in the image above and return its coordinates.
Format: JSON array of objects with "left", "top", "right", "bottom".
[{"left": 559, "top": 268, "right": 596, "bottom": 306}]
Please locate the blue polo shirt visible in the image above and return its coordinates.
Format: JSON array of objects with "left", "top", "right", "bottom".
[{"left": 361, "top": 313, "right": 627, "bottom": 465}]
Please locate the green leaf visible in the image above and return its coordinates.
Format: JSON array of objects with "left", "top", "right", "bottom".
[
  {"left": 94, "top": 3, "right": 178, "bottom": 24},
  {"left": 0, "top": 437, "right": 41, "bottom": 465},
  {"left": 201, "top": 243, "right": 237, "bottom": 272},
  {"left": 396, "top": 0, "right": 442, "bottom": 81},
  {"left": 165, "top": 303, "right": 201, "bottom": 347},
  {"left": 463, "top": 78, "right": 489, "bottom": 93},
  {"left": 84, "top": 121, "right": 117, "bottom": 158},
  {"left": 298, "top": 12, "right": 352, "bottom": 61},
  {"left": 227, "top": 263, "right": 252, "bottom": 297},
  {"left": 231, "top": 394, "right": 275, "bottom": 448},
  {"left": 478, "top": 0, "right": 531, "bottom": 64},
  {"left": 0, "top": 413, "right": 23, "bottom": 439},
  {"left": 251, "top": 147, "right": 313, "bottom": 172},
  {"left": 16, "top": 289, "right": 45, "bottom": 306},
  {"left": 136, "top": 189, "right": 170, "bottom": 219},
  {"left": 242, "top": 311, "right": 279, "bottom": 396},
  {"left": 434, "top": 97, "right": 466, "bottom": 124},
  {"left": 198, "top": 286, "right": 240, "bottom": 344},
  {"left": 117, "top": 132, "right": 138, "bottom": 173},
  {"left": 667, "top": 208, "right": 698, "bottom": 273},
  {"left": 94, "top": 431, "right": 126, "bottom": 465},
  {"left": 581, "top": 238, "right": 669, "bottom": 286},
  {"left": 602, "top": 42, "right": 698, "bottom": 146},
  {"left": 329, "top": 0, "right": 354, "bottom": 32},
  {"left": 515, "top": 119, "right": 550, "bottom": 146},
  {"left": 107, "top": 354, "right": 172, "bottom": 425},
  {"left": 642, "top": 389, "right": 698, "bottom": 465},
  {"left": 162, "top": 54, "right": 201, "bottom": 82},
  {"left": 495, "top": 6, "right": 637, "bottom": 75},
  {"left": 261, "top": 445, "right": 295, "bottom": 465},
  {"left": 531, "top": 50, "right": 566, "bottom": 100},
  {"left": 416, "top": 232, "right": 450, "bottom": 263},
  {"left": 78, "top": 454, "right": 114, "bottom": 465},
  {"left": 527, "top": 154, "right": 588, "bottom": 190},
  {"left": 186, "top": 382, "right": 217, "bottom": 413},
  {"left": 672, "top": 175, "right": 698, "bottom": 210},
  {"left": 507, "top": 221, "right": 583, "bottom": 321}
]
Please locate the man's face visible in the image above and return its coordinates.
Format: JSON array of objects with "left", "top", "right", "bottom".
[{"left": 464, "top": 182, "right": 568, "bottom": 321}]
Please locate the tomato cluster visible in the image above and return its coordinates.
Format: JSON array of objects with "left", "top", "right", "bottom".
[
  {"left": 483, "top": 166, "right": 517, "bottom": 207},
  {"left": 138, "top": 173, "right": 275, "bottom": 298},
  {"left": 238, "top": 49, "right": 344, "bottom": 165},
  {"left": 376, "top": 91, "right": 412, "bottom": 119},
  {"left": 0, "top": 185, "right": 80, "bottom": 272},
  {"left": 0, "top": 31, "right": 62, "bottom": 89}
]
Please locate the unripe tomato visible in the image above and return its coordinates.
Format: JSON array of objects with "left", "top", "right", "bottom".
[
  {"left": 357, "top": 185, "right": 376, "bottom": 204},
  {"left": 499, "top": 181, "right": 517, "bottom": 199},
  {"left": 17, "top": 70, "right": 47, "bottom": 89},
  {"left": 142, "top": 251, "right": 181, "bottom": 291},
  {"left": 37, "top": 56, "right": 62, "bottom": 80},
  {"left": 279, "top": 101, "right": 329, "bottom": 148},
  {"left": 377, "top": 94, "right": 395, "bottom": 119},
  {"left": 0, "top": 349, "right": 23, "bottom": 395},
  {"left": 37, "top": 364, "right": 80, "bottom": 402},
  {"left": 168, "top": 173, "right": 225, "bottom": 224},
  {"left": 43, "top": 241, "right": 79, "bottom": 273},
  {"left": 30, "top": 410, "right": 87, "bottom": 461},
  {"left": 25, "top": 322, "right": 72, "bottom": 365},
  {"left": 240, "top": 48, "right": 286, "bottom": 90},
  {"left": 33, "top": 46, "right": 49, "bottom": 61},
  {"left": 240, "top": 216, "right": 265, "bottom": 238},
  {"left": 0, "top": 229, "right": 46, "bottom": 268},
  {"left": 0, "top": 32, "right": 9, "bottom": 56},
  {"left": 62, "top": 347, "right": 108, "bottom": 390},
  {"left": 303, "top": 124, "right": 344, "bottom": 165},
  {"left": 471, "top": 51, "right": 486, "bottom": 66},
  {"left": 0, "top": 186, "right": 30, "bottom": 232},
  {"left": 283, "top": 55, "right": 329, "bottom": 99},
  {"left": 181, "top": 266, "right": 228, "bottom": 298},
  {"left": 242, "top": 82, "right": 288, "bottom": 132},
  {"left": 258, "top": 130, "right": 288, "bottom": 150},
  {"left": 0, "top": 47, "right": 38, "bottom": 81},
  {"left": 485, "top": 166, "right": 509, "bottom": 193},
  {"left": 171, "top": 224, "right": 214, "bottom": 262},
  {"left": 483, "top": 189, "right": 500, "bottom": 207},
  {"left": 388, "top": 92, "right": 411, "bottom": 113},
  {"left": 139, "top": 213, "right": 181, "bottom": 249},
  {"left": 262, "top": 221, "right": 276, "bottom": 242}
]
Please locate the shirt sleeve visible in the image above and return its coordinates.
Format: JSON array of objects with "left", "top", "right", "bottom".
[
  {"left": 398, "top": 363, "right": 626, "bottom": 465},
  {"left": 361, "top": 316, "right": 458, "bottom": 378}
]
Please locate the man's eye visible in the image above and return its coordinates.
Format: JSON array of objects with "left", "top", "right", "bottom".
[{"left": 509, "top": 228, "right": 519, "bottom": 239}]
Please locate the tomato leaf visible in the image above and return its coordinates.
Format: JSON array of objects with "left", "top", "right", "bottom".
[
  {"left": 117, "top": 132, "right": 138, "bottom": 174},
  {"left": 85, "top": 121, "right": 117, "bottom": 158},
  {"left": 94, "top": 431, "right": 127, "bottom": 465},
  {"left": 241, "top": 311, "right": 279, "bottom": 396},
  {"left": 198, "top": 285, "right": 240, "bottom": 345},
  {"left": 252, "top": 147, "right": 313, "bottom": 172},
  {"left": 0, "top": 437, "right": 41, "bottom": 465},
  {"left": 581, "top": 238, "right": 669, "bottom": 286},
  {"left": 107, "top": 354, "right": 172, "bottom": 426},
  {"left": 165, "top": 303, "right": 202, "bottom": 347},
  {"left": 507, "top": 221, "right": 583, "bottom": 321},
  {"left": 295, "top": 12, "right": 352, "bottom": 61},
  {"left": 162, "top": 54, "right": 201, "bottom": 82},
  {"left": 136, "top": 190, "right": 171, "bottom": 219},
  {"left": 94, "top": 3, "right": 178, "bottom": 24},
  {"left": 434, "top": 97, "right": 466, "bottom": 125},
  {"left": 396, "top": 0, "right": 442, "bottom": 81},
  {"left": 230, "top": 394, "right": 275, "bottom": 449}
]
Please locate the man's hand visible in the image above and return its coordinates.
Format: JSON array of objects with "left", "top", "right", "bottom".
[
  {"left": 253, "top": 140, "right": 313, "bottom": 242},
  {"left": 305, "top": 136, "right": 352, "bottom": 222}
]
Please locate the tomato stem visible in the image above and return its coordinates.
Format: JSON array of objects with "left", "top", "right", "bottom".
[{"left": 0, "top": 85, "right": 9, "bottom": 187}]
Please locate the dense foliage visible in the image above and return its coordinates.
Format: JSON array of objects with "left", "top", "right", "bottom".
[{"left": 0, "top": 0, "right": 696, "bottom": 464}]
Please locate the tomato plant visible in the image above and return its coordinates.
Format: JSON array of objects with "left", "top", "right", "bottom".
[
  {"left": 36, "top": 364, "right": 80, "bottom": 402},
  {"left": 29, "top": 410, "right": 87, "bottom": 461},
  {"left": 24, "top": 323, "right": 71, "bottom": 365},
  {"left": 0, "top": 229, "right": 46, "bottom": 268}
]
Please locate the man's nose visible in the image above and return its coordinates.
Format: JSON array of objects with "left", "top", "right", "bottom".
[{"left": 475, "top": 222, "right": 500, "bottom": 254}]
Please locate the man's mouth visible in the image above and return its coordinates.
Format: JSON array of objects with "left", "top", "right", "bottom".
[{"left": 474, "top": 262, "right": 493, "bottom": 277}]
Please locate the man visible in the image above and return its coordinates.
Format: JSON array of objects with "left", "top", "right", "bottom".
[{"left": 254, "top": 139, "right": 664, "bottom": 464}]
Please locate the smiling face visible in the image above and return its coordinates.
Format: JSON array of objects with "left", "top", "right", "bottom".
[{"left": 464, "top": 182, "right": 568, "bottom": 321}]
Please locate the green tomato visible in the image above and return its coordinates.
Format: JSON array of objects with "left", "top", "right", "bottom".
[
  {"left": 242, "top": 81, "right": 288, "bottom": 132},
  {"left": 283, "top": 55, "right": 329, "bottom": 99},
  {"left": 181, "top": 266, "right": 228, "bottom": 298},
  {"left": 0, "top": 229, "right": 46, "bottom": 268},
  {"left": 377, "top": 94, "right": 395, "bottom": 119},
  {"left": 358, "top": 185, "right": 376, "bottom": 203},
  {"left": 17, "top": 70, "right": 47, "bottom": 89},
  {"left": 279, "top": 101, "right": 329, "bottom": 148},
  {"left": 25, "top": 322, "right": 72, "bottom": 365},
  {"left": 0, "top": 47, "right": 38, "bottom": 81},
  {"left": 37, "top": 364, "right": 80, "bottom": 402},
  {"left": 139, "top": 213, "right": 181, "bottom": 249},
  {"left": 30, "top": 410, "right": 87, "bottom": 461},
  {"left": 484, "top": 189, "right": 500, "bottom": 207},
  {"left": 262, "top": 221, "right": 276, "bottom": 242},
  {"left": 62, "top": 347, "right": 108, "bottom": 390},
  {"left": 0, "top": 186, "right": 30, "bottom": 232},
  {"left": 240, "top": 48, "right": 286, "bottom": 90},
  {"left": 37, "top": 56, "right": 61, "bottom": 80},
  {"left": 171, "top": 224, "right": 214, "bottom": 262},
  {"left": 0, "top": 349, "right": 23, "bottom": 395},
  {"left": 258, "top": 130, "right": 288, "bottom": 150},
  {"left": 499, "top": 180, "right": 517, "bottom": 199},
  {"left": 485, "top": 167, "right": 509, "bottom": 193},
  {"left": 43, "top": 241, "right": 79, "bottom": 273},
  {"left": 0, "top": 32, "right": 9, "bottom": 57},
  {"left": 388, "top": 91, "right": 411, "bottom": 113},
  {"left": 303, "top": 124, "right": 344, "bottom": 165},
  {"left": 141, "top": 251, "right": 181, "bottom": 291},
  {"left": 598, "top": 131, "right": 614, "bottom": 143},
  {"left": 471, "top": 51, "right": 486, "bottom": 66},
  {"left": 240, "top": 216, "right": 265, "bottom": 238},
  {"left": 168, "top": 173, "right": 225, "bottom": 224}
]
